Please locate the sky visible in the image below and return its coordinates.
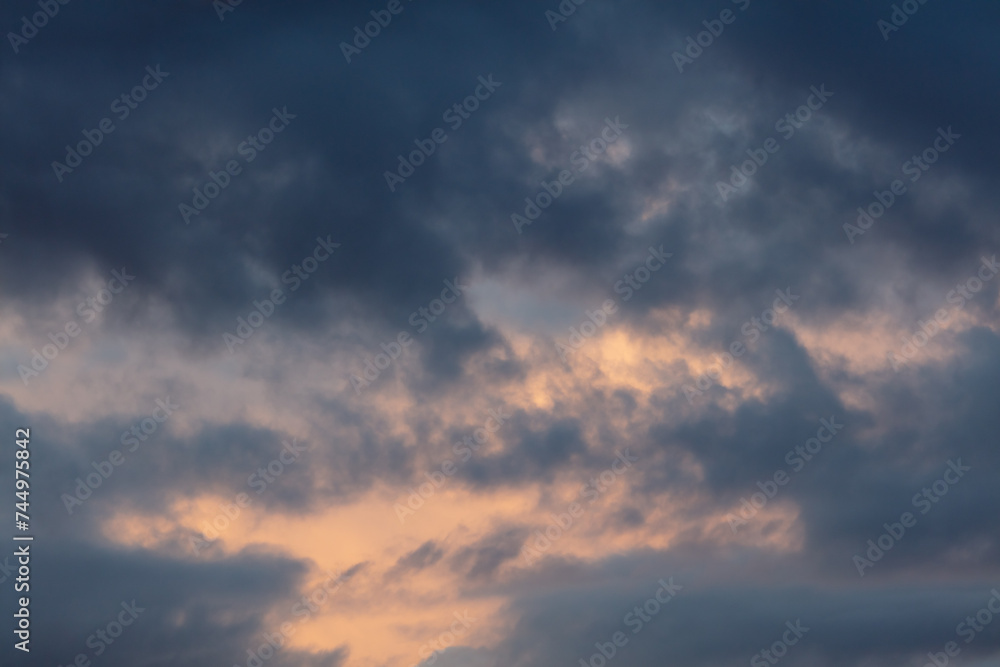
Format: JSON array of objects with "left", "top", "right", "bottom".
[{"left": 1, "top": 1, "right": 1000, "bottom": 666}]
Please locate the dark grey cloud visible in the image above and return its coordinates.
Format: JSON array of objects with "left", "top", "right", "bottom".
[
  {"left": 492, "top": 575, "right": 1000, "bottom": 667},
  {"left": 2, "top": 0, "right": 1000, "bottom": 665},
  {"left": 450, "top": 526, "right": 528, "bottom": 581},
  {"left": 390, "top": 540, "right": 445, "bottom": 576}
]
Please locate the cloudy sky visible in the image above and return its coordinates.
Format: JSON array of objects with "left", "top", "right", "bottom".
[{"left": 2, "top": 1, "right": 1000, "bottom": 666}]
